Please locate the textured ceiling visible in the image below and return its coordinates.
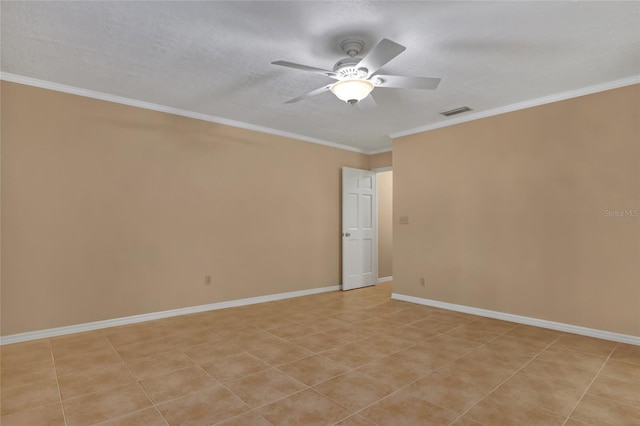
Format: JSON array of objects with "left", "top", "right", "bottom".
[{"left": 2, "top": 1, "right": 639, "bottom": 152}]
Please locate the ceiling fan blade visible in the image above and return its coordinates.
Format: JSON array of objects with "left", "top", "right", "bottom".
[
  {"left": 357, "top": 94, "right": 377, "bottom": 110},
  {"left": 374, "top": 75, "right": 441, "bottom": 90},
  {"left": 271, "top": 61, "right": 337, "bottom": 79},
  {"left": 356, "top": 39, "right": 406, "bottom": 76},
  {"left": 284, "top": 84, "right": 332, "bottom": 104}
]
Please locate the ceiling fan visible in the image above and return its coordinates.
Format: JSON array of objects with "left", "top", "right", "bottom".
[{"left": 271, "top": 38, "right": 441, "bottom": 105}]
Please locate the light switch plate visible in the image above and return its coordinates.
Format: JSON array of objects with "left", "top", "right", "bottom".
[{"left": 399, "top": 216, "right": 409, "bottom": 225}]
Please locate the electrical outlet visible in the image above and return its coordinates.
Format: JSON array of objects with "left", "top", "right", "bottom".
[
  {"left": 420, "top": 277, "right": 426, "bottom": 286},
  {"left": 205, "top": 275, "right": 212, "bottom": 286}
]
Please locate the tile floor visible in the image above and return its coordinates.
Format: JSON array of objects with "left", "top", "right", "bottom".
[{"left": 1, "top": 282, "right": 639, "bottom": 425}]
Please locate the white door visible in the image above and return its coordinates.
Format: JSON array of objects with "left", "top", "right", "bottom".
[{"left": 342, "top": 167, "right": 378, "bottom": 290}]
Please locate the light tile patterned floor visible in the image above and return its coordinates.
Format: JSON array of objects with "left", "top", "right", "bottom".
[{"left": 1, "top": 282, "right": 639, "bottom": 425}]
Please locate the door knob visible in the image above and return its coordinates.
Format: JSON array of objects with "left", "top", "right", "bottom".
[{"left": 342, "top": 232, "right": 351, "bottom": 237}]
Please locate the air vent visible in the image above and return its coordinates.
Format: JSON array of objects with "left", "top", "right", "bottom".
[{"left": 440, "top": 106, "right": 473, "bottom": 117}]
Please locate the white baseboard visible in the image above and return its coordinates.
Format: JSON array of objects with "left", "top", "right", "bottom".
[
  {"left": 377, "top": 276, "right": 393, "bottom": 283},
  {"left": 392, "top": 293, "right": 640, "bottom": 346},
  {"left": 0, "top": 285, "right": 340, "bottom": 345}
]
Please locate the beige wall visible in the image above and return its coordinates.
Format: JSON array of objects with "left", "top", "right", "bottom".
[
  {"left": 377, "top": 171, "right": 393, "bottom": 278},
  {"left": 393, "top": 84, "right": 640, "bottom": 336},
  {"left": 368, "top": 151, "right": 392, "bottom": 170},
  {"left": 1, "top": 81, "right": 370, "bottom": 335}
]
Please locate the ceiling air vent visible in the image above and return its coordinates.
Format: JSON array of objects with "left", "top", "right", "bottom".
[{"left": 440, "top": 106, "right": 473, "bottom": 117}]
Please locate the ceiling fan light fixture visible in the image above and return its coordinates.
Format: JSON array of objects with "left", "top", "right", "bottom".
[{"left": 331, "top": 79, "right": 374, "bottom": 104}]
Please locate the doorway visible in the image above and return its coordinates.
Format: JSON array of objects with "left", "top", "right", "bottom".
[{"left": 376, "top": 169, "right": 393, "bottom": 283}]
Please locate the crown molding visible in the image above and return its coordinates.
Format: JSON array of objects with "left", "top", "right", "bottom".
[
  {"left": 0, "top": 72, "right": 367, "bottom": 154},
  {"left": 365, "top": 147, "right": 393, "bottom": 155},
  {"left": 5, "top": 72, "right": 635, "bottom": 153},
  {"left": 390, "top": 75, "right": 640, "bottom": 139}
]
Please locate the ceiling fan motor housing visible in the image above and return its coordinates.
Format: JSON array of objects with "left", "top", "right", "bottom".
[{"left": 333, "top": 57, "right": 368, "bottom": 80}]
